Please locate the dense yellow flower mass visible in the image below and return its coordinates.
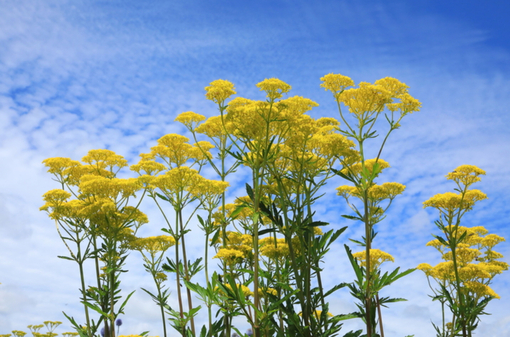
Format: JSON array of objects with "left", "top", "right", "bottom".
[
  {"left": 352, "top": 249, "right": 394, "bottom": 272},
  {"left": 320, "top": 73, "right": 355, "bottom": 97},
  {"left": 423, "top": 190, "right": 488, "bottom": 212},
  {"left": 205, "top": 79, "right": 236, "bottom": 104},
  {"left": 343, "top": 158, "right": 390, "bottom": 177},
  {"left": 336, "top": 182, "right": 405, "bottom": 202},
  {"left": 195, "top": 115, "right": 233, "bottom": 140},
  {"left": 256, "top": 78, "right": 292, "bottom": 100},
  {"left": 339, "top": 82, "right": 393, "bottom": 117},
  {"left": 175, "top": 111, "right": 206, "bottom": 129},
  {"left": 129, "top": 235, "right": 176, "bottom": 255},
  {"left": 418, "top": 225, "right": 508, "bottom": 300},
  {"left": 445, "top": 165, "right": 486, "bottom": 186},
  {"left": 259, "top": 237, "right": 290, "bottom": 260},
  {"left": 81, "top": 149, "right": 128, "bottom": 172}
]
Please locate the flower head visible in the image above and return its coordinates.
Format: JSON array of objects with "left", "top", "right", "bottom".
[
  {"left": 205, "top": 79, "right": 236, "bottom": 104},
  {"left": 256, "top": 78, "right": 291, "bottom": 100},
  {"left": 175, "top": 111, "right": 206, "bottom": 130},
  {"left": 320, "top": 73, "right": 354, "bottom": 98}
]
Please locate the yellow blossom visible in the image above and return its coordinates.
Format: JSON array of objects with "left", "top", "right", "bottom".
[
  {"left": 352, "top": 249, "right": 394, "bottom": 272},
  {"left": 464, "top": 281, "right": 500, "bottom": 299},
  {"left": 130, "top": 159, "right": 166, "bottom": 176},
  {"left": 259, "top": 237, "right": 290, "bottom": 260},
  {"left": 338, "top": 82, "right": 392, "bottom": 117},
  {"left": 213, "top": 248, "right": 245, "bottom": 265},
  {"left": 256, "top": 78, "right": 291, "bottom": 100},
  {"left": 423, "top": 190, "right": 487, "bottom": 211},
  {"left": 130, "top": 235, "right": 176, "bottom": 256},
  {"left": 205, "top": 79, "right": 236, "bottom": 104},
  {"left": 320, "top": 73, "right": 355, "bottom": 98},
  {"left": 82, "top": 149, "right": 128, "bottom": 171},
  {"left": 343, "top": 158, "right": 390, "bottom": 177},
  {"left": 195, "top": 115, "right": 233, "bottom": 139},
  {"left": 175, "top": 111, "right": 206, "bottom": 129},
  {"left": 446, "top": 165, "right": 486, "bottom": 186}
]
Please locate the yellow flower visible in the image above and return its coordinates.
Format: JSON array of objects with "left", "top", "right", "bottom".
[
  {"left": 195, "top": 115, "right": 233, "bottom": 139},
  {"left": 151, "top": 134, "right": 194, "bottom": 167},
  {"left": 298, "top": 310, "right": 334, "bottom": 319},
  {"left": 423, "top": 190, "right": 487, "bottom": 211},
  {"left": 216, "top": 283, "right": 253, "bottom": 298},
  {"left": 458, "top": 264, "right": 491, "bottom": 280},
  {"left": 338, "top": 82, "right": 392, "bottom": 117},
  {"left": 175, "top": 111, "right": 206, "bottom": 129},
  {"left": 259, "top": 237, "right": 290, "bottom": 260},
  {"left": 62, "top": 333, "right": 79, "bottom": 337},
  {"left": 190, "top": 177, "right": 229, "bottom": 210},
  {"left": 417, "top": 263, "right": 434, "bottom": 276},
  {"left": 130, "top": 235, "right": 176, "bottom": 255},
  {"left": 352, "top": 249, "right": 394, "bottom": 272},
  {"left": 205, "top": 79, "right": 236, "bottom": 104},
  {"left": 343, "top": 158, "right": 390, "bottom": 177},
  {"left": 150, "top": 166, "right": 200, "bottom": 198},
  {"left": 320, "top": 73, "right": 355, "bottom": 98},
  {"left": 482, "top": 234, "right": 506, "bottom": 249},
  {"left": 336, "top": 185, "right": 357, "bottom": 198},
  {"left": 258, "top": 287, "right": 278, "bottom": 297},
  {"left": 190, "top": 141, "right": 215, "bottom": 161},
  {"left": 213, "top": 248, "right": 245, "bottom": 265},
  {"left": 42, "top": 157, "right": 81, "bottom": 176},
  {"left": 256, "top": 78, "right": 291, "bottom": 100},
  {"left": 374, "top": 77, "right": 409, "bottom": 97},
  {"left": 386, "top": 93, "right": 421, "bottom": 114},
  {"left": 446, "top": 165, "right": 486, "bottom": 186},
  {"left": 130, "top": 158, "right": 166, "bottom": 176},
  {"left": 12, "top": 332, "right": 27, "bottom": 337},
  {"left": 464, "top": 281, "right": 500, "bottom": 299},
  {"left": 82, "top": 149, "right": 128, "bottom": 171}
]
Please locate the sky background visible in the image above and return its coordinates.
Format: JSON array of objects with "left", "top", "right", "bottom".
[{"left": 1, "top": 0, "right": 509, "bottom": 336}]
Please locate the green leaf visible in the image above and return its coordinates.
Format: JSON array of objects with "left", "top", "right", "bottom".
[
  {"left": 258, "top": 228, "right": 276, "bottom": 236},
  {"left": 229, "top": 204, "right": 248, "bottom": 219},
  {"left": 245, "top": 183, "right": 254, "bottom": 202},
  {"left": 82, "top": 301, "right": 109, "bottom": 317},
  {"left": 155, "top": 192, "right": 170, "bottom": 202},
  {"left": 331, "top": 168, "right": 356, "bottom": 183},
  {"left": 342, "top": 214, "right": 362, "bottom": 221},
  {"left": 345, "top": 245, "right": 364, "bottom": 283}
]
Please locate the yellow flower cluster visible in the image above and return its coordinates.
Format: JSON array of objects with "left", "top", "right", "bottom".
[
  {"left": 256, "top": 78, "right": 292, "bottom": 100},
  {"left": 41, "top": 150, "right": 149, "bottom": 237},
  {"left": 148, "top": 134, "right": 213, "bottom": 168},
  {"left": 336, "top": 182, "right": 405, "bottom": 202},
  {"left": 129, "top": 235, "right": 176, "bottom": 255},
  {"left": 205, "top": 79, "right": 236, "bottom": 104},
  {"left": 259, "top": 237, "right": 290, "bottom": 260},
  {"left": 423, "top": 190, "right": 488, "bottom": 212},
  {"left": 174, "top": 111, "right": 206, "bottom": 129},
  {"left": 418, "top": 225, "right": 508, "bottom": 299},
  {"left": 195, "top": 115, "right": 233, "bottom": 140},
  {"left": 352, "top": 249, "right": 394, "bottom": 272},
  {"left": 213, "top": 231, "right": 253, "bottom": 265},
  {"left": 321, "top": 74, "right": 421, "bottom": 117},
  {"left": 320, "top": 73, "right": 355, "bottom": 98},
  {"left": 445, "top": 165, "right": 486, "bottom": 186},
  {"left": 216, "top": 283, "right": 253, "bottom": 298},
  {"left": 342, "top": 158, "right": 390, "bottom": 177}
]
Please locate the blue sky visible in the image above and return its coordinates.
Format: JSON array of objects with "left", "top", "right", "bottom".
[{"left": 1, "top": 0, "right": 509, "bottom": 335}]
